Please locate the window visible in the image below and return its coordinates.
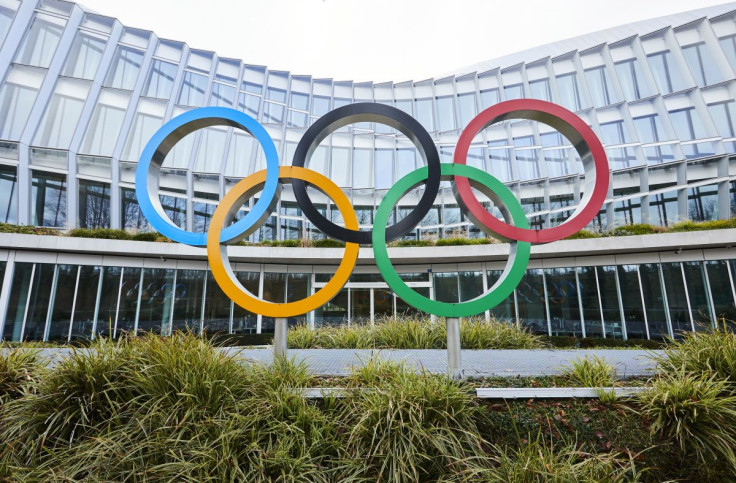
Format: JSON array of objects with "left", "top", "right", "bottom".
[
  {"left": 599, "top": 120, "right": 628, "bottom": 145},
  {"left": 263, "top": 87, "right": 286, "bottom": 123},
  {"left": 435, "top": 95, "right": 455, "bottom": 131},
  {"left": 288, "top": 92, "right": 309, "bottom": 128},
  {"left": 414, "top": 98, "right": 434, "bottom": 132},
  {"left": 121, "top": 99, "right": 165, "bottom": 161},
  {"left": 0, "top": 65, "right": 43, "bottom": 140},
  {"left": 238, "top": 91, "right": 260, "bottom": 117},
  {"left": 63, "top": 32, "right": 106, "bottom": 80},
  {"left": 614, "top": 58, "right": 651, "bottom": 101},
  {"left": 374, "top": 148, "right": 393, "bottom": 190},
  {"left": 79, "top": 89, "right": 129, "bottom": 156},
  {"left": 688, "top": 185, "right": 718, "bottom": 221},
  {"left": 0, "top": 165, "right": 17, "bottom": 223},
  {"left": 177, "top": 71, "right": 207, "bottom": 106},
  {"left": 210, "top": 82, "right": 235, "bottom": 108},
  {"left": 480, "top": 88, "right": 500, "bottom": 109},
  {"left": 504, "top": 83, "right": 524, "bottom": 100},
  {"left": 529, "top": 78, "right": 551, "bottom": 101},
  {"left": 719, "top": 35, "right": 736, "bottom": 72},
  {"left": 682, "top": 42, "right": 724, "bottom": 87},
  {"left": 104, "top": 46, "right": 144, "bottom": 90},
  {"left": 633, "top": 114, "right": 664, "bottom": 143},
  {"left": 78, "top": 180, "right": 110, "bottom": 228},
  {"left": 143, "top": 59, "right": 177, "bottom": 98},
  {"left": 0, "top": 1, "right": 17, "bottom": 45},
  {"left": 122, "top": 187, "right": 148, "bottom": 230},
  {"left": 556, "top": 73, "right": 583, "bottom": 111},
  {"left": 14, "top": 14, "right": 64, "bottom": 68},
  {"left": 647, "top": 50, "right": 687, "bottom": 94},
  {"left": 457, "top": 92, "right": 476, "bottom": 127},
  {"left": 707, "top": 101, "right": 736, "bottom": 138},
  {"left": 32, "top": 171, "right": 66, "bottom": 227},
  {"left": 585, "top": 65, "right": 618, "bottom": 108},
  {"left": 352, "top": 148, "right": 371, "bottom": 189},
  {"left": 32, "top": 78, "right": 90, "bottom": 149},
  {"left": 668, "top": 107, "right": 708, "bottom": 141}
]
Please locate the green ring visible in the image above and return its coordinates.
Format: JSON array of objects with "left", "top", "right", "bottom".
[{"left": 372, "top": 163, "right": 531, "bottom": 318}]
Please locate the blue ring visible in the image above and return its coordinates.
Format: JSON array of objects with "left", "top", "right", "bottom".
[{"left": 135, "top": 107, "right": 280, "bottom": 247}]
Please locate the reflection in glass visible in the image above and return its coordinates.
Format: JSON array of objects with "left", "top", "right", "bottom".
[
  {"left": 203, "top": 271, "right": 231, "bottom": 334},
  {"left": 556, "top": 73, "right": 583, "bottom": 111},
  {"left": 585, "top": 66, "right": 618, "bottom": 108},
  {"left": 706, "top": 260, "right": 736, "bottom": 326},
  {"left": 63, "top": 32, "right": 106, "bottom": 80},
  {"left": 433, "top": 272, "right": 458, "bottom": 304},
  {"left": 14, "top": 15, "right": 63, "bottom": 68},
  {"left": 3, "top": 262, "right": 34, "bottom": 341},
  {"left": 105, "top": 45, "right": 144, "bottom": 90},
  {"left": 682, "top": 261, "right": 713, "bottom": 330},
  {"left": 545, "top": 267, "right": 582, "bottom": 336},
  {"left": 116, "top": 267, "right": 142, "bottom": 336},
  {"left": 232, "top": 272, "right": 259, "bottom": 333},
  {"left": 614, "top": 58, "right": 651, "bottom": 101},
  {"left": 48, "top": 264, "right": 77, "bottom": 341},
  {"left": 70, "top": 266, "right": 102, "bottom": 339},
  {"left": 32, "top": 171, "right": 66, "bottom": 227},
  {"left": 137, "top": 268, "right": 175, "bottom": 335},
  {"left": 143, "top": 59, "right": 177, "bottom": 98},
  {"left": 315, "top": 288, "right": 347, "bottom": 327},
  {"left": 660, "top": 262, "right": 691, "bottom": 335},
  {"left": 616, "top": 265, "right": 646, "bottom": 339},
  {"left": 682, "top": 42, "right": 723, "bottom": 87},
  {"left": 436, "top": 95, "right": 455, "bottom": 132},
  {"left": 78, "top": 180, "right": 110, "bottom": 228},
  {"left": 172, "top": 270, "right": 205, "bottom": 333},
  {"left": 0, "top": 165, "right": 17, "bottom": 223},
  {"left": 647, "top": 50, "right": 687, "bottom": 94},
  {"left": 597, "top": 266, "right": 623, "bottom": 339},
  {"left": 639, "top": 263, "right": 669, "bottom": 339},
  {"left": 516, "top": 269, "right": 547, "bottom": 334},
  {"left": 577, "top": 267, "right": 603, "bottom": 337},
  {"left": 178, "top": 71, "right": 208, "bottom": 106},
  {"left": 96, "top": 266, "right": 122, "bottom": 338},
  {"left": 122, "top": 187, "right": 149, "bottom": 231}
]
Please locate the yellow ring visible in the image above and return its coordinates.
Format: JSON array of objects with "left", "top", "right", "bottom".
[{"left": 207, "top": 166, "right": 359, "bottom": 318}]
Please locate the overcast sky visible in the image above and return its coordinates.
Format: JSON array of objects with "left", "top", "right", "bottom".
[{"left": 78, "top": 0, "right": 732, "bottom": 83}]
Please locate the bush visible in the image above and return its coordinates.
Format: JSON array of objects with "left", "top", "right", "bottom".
[
  {"left": 652, "top": 325, "right": 736, "bottom": 393},
  {"left": 67, "top": 228, "right": 131, "bottom": 240},
  {"left": 485, "top": 435, "right": 643, "bottom": 482},
  {"left": 563, "top": 355, "right": 616, "bottom": 387},
  {"left": 565, "top": 229, "right": 601, "bottom": 240},
  {"left": 435, "top": 237, "right": 493, "bottom": 246},
  {"left": 339, "top": 359, "right": 488, "bottom": 481},
  {"left": 605, "top": 224, "right": 666, "bottom": 237},
  {"left": 287, "top": 317, "right": 545, "bottom": 350},
  {"left": 638, "top": 370, "right": 736, "bottom": 470},
  {"left": 390, "top": 239, "right": 435, "bottom": 247},
  {"left": 312, "top": 238, "right": 345, "bottom": 248},
  {"left": 0, "top": 348, "right": 43, "bottom": 403},
  {"left": 130, "top": 231, "right": 159, "bottom": 242},
  {"left": 669, "top": 218, "right": 736, "bottom": 232}
]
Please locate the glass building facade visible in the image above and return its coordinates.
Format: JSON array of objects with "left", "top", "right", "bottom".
[{"left": 0, "top": 0, "right": 736, "bottom": 340}]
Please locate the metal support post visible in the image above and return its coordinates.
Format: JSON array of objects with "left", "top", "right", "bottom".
[
  {"left": 274, "top": 317, "right": 288, "bottom": 358},
  {"left": 446, "top": 317, "right": 461, "bottom": 380}
]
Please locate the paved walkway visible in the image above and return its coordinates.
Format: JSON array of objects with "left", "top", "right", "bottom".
[{"left": 13, "top": 348, "right": 661, "bottom": 378}]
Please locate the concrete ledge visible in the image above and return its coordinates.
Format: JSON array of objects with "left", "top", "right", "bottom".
[{"left": 475, "top": 387, "right": 648, "bottom": 399}]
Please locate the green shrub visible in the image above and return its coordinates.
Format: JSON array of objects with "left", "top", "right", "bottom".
[
  {"left": 638, "top": 370, "right": 736, "bottom": 470},
  {"left": 312, "top": 238, "right": 345, "bottom": 248},
  {"left": 460, "top": 317, "right": 544, "bottom": 349},
  {"left": 130, "top": 231, "right": 159, "bottom": 242},
  {"left": 0, "top": 348, "right": 43, "bottom": 403},
  {"left": 605, "top": 224, "right": 666, "bottom": 237},
  {"left": 563, "top": 355, "right": 616, "bottom": 387},
  {"left": 390, "top": 239, "right": 435, "bottom": 247},
  {"left": 67, "top": 228, "right": 131, "bottom": 240},
  {"left": 484, "top": 435, "right": 643, "bottom": 482},
  {"left": 0, "top": 223, "right": 56, "bottom": 235},
  {"left": 435, "top": 237, "right": 493, "bottom": 246},
  {"left": 339, "top": 359, "right": 488, "bottom": 481},
  {"left": 669, "top": 218, "right": 736, "bottom": 232},
  {"left": 565, "top": 229, "right": 601, "bottom": 240},
  {"left": 652, "top": 326, "right": 736, "bottom": 392}
]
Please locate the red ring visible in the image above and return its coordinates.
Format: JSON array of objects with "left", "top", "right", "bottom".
[{"left": 453, "top": 99, "right": 609, "bottom": 244}]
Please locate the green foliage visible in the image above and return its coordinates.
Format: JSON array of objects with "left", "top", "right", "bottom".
[
  {"left": 311, "top": 238, "right": 345, "bottom": 248},
  {"left": 287, "top": 316, "right": 545, "bottom": 350},
  {"left": 0, "top": 222, "right": 56, "bottom": 235},
  {"left": 435, "top": 237, "right": 493, "bottom": 246},
  {"left": 67, "top": 228, "right": 131, "bottom": 240},
  {"left": 563, "top": 355, "right": 617, "bottom": 387},
  {"left": 340, "top": 359, "right": 487, "bottom": 481},
  {"left": 389, "top": 239, "right": 435, "bottom": 247},
  {"left": 605, "top": 224, "right": 666, "bottom": 237},
  {"left": 564, "top": 229, "right": 601, "bottom": 240},
  {"left": 638, "top": 370, "right": 736, "bottom": 471},
  {"left": 130, "top": 231, "right": 159, "bottom": 242},
  {"left": 652, "top": 325, "right": 736, "bottom": 393},
  {"left": 484, "top": 434, "right": 643, "bottom": 482},
  {"left": 544, "top": 335, "right": 665, "bottom": 349},
  {"left": 669, "top": 218, "right": 736, "bottom": 232},
  {"left": 0, "top": 348, "right": 43, "bottom": 403}
]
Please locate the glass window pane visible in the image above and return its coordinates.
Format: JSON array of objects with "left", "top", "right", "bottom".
[
  {"left": 116, "top": 267, "right": 141, "bottom": 336},
  {"left": 585, "top": 66, "right": 618, "bottom": 108},
  {"left": 597, "top": 265, "right": 623, "bottom": 339},
  {"left": 14, "top": 14, "right": 64, "bottom": 68},
  {"left": 315, "top": 287, "right": 347, "bottom": 327},
  {"left": 668, "top": 107, "right": 708, "bottom": 140},
  {"left": 682, "top": 42, "right": 724, "bottom": 87},
  {"left": 504, "top": 83, "right": 523, "bottom": 101},
  {"left": 682, "top": 261, "right": 712, "bottom": 330},
  {"left": 516, "top": 269, "right": 547, "bottom": 334},
  {"left": 486, "top": 270, "right": 516, "bottom": 322},
  {"left": 70, "top": 265, "right": 102, "bottom": 339},
  {"left": 104, "top": 45, "right": 144, "bottom": 90},
  {"left": 719, "top": 35, "right": 736, "bottom": 72},
  {"left": 556, "top": 73, "right": 583, "bottom": 111},
  {"left": 433, "top": 272, "right": 458, "bottom": 303},
  {"left": 529, "top": 78, "right": 551, "bottom": 101},
  {"left": 647, "top": 50, "right": 688, "bottom": 94},
  {"left": 688, "top": 185, "right": 718, "bottom": 222},
  {"left": 137, "top": 268, "right": 175, "bottom": 335},
  {"left": 78, "top": 179, "right": 110, "bottom": 228},
  {"left": 32, "top": 78, "right": 90, "bottom": 149},
  {"left": 616, "top": 265, "right": 647, "bottom": 339},
  {"left": 143, "top": 59, "right": 177, "bottom": 98},
  {"left": 232, "top": 271, "right": 259, "bottom": 333},
  {"left": 660, "top": 262, "right": 691, "bottom": 335},
  {"left": 480, "top": 88, "right": 500, "bottom": 109},
  {"left": 171, "top": 269, "right": 205, "bottom": 333},
  {"left": 545, "top": 267, "right": 582, "bottom": 337},
  {"left": 63, "top": 31, "right": 106, "bottom": 80},
  {"left": 0, "top": 2, "right": 17, "bottom": 45},
  {"left": 3, "top": 262, "right": 33, "bottom": 341},
  {"left": 122, "top": 187, "right": 149, "bottom": 231},
  {"left": 177, "top": 71, "right": 208, "bottom": 106},
  {"left": 0, "top": 165, "right": 18, "bottom": 224},
  {"left": 705, "top": 260, "right": 736, "bottom": 324},
  {"left": 436, "top": 95, "right": 455, "bottom": 132},
  {"left": 457, "top": 92, "right": 476, "bottom": 127},
  {"left": 707, "top": 101, "right": 736, "bottom": 139},
  {"left": 414, "top": 98, "right": 434, "bottom": 132},
  {"left": 80, "top": 88, "right": 130, "bottom": 156},
  {"left": 638, "top": 263, "right": 669, "bottom": 339},
  {"left": 47, "top": 264, "right": 76, "bottom": 341},
  {"left": 203, "top": 271, "right": 231, "bottom": 334},
  {"left": 210, "top": 82, "right": 235, "bottom": 108},
  {"left": 459, "top": 271, "right": 483, "bottom": 302},
  {"left": 32, "top": 171, "right": 66, "bottom": 227},
  {"left": 352, "top": 148, "right": 371, "bottom": 189},
  {"left": 374, "top": 148, "right": 393, "bottom": 190},
  {"left": 96, "top": 266, "right": 122, "bottom": 338},
  {"left": 614, "top": 58, "right": 651, "bottom": 101},
  {"left": 577, "top": 267, "right": 603, "bottom": 337},
  {"left": 0, "top": 65, "right": 44, "bottom": 140}
]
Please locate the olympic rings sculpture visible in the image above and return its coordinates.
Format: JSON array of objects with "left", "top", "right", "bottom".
[{"left": 135, "top": 99, "right": 609, "bottom": 318}]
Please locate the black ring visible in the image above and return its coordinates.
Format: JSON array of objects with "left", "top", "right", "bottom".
[{"left": 291, "top": 103, "right": 441, "bottom": 244}]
